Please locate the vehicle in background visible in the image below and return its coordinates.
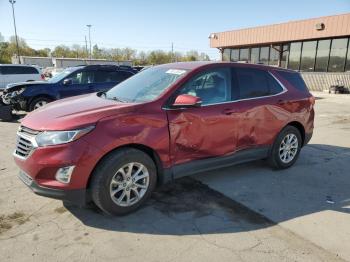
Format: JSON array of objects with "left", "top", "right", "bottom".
[
  {"left": 13, "top": 62, "right": 315, "bottom": 215},
  {"left": 133, "top": 66, "right": 144, "bottom": 71},
  {"left": 42, "top": 67, "right": 64, "bottom": 79},
  {"left": 2, "top": 64, "right": 135, "bottom": 111},
  {"left": 0, "top": 64, "right": 44, "bottom": 90}
]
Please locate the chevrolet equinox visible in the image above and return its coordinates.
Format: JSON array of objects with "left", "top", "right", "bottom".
[{"left": 14, "top": 62, "right": 314, "bottom": 215}]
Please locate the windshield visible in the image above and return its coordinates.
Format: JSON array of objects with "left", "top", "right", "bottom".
[
  {"left": 48, "top": 68, "right": 75, "bottom": 83},
  {"left": 106, "top": 67, "right": 188, "bottom": 102}
]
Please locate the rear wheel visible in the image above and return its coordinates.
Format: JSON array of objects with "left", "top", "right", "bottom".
[
  {"left": 29, "top": 97, "right": 52, "bottom": 111},
  {"left": 91, "top": 148, "right": 157, "bottom": 215},
  {"left": 268, "top": 126, "right": 302, "bottom": 169}
]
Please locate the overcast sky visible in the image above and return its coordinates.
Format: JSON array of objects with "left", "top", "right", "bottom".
[{"left": 0, "top": 0, "right": 349, "bottom": 59}]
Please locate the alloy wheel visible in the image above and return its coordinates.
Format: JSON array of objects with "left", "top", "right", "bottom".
[
  {"left": 279, "top": 133, "right": 298, "bottom": 163},
  {"left": 34, "top": 100, "right": 48, "bottom": 109},
  {"left": 109, "top": 162, "right": 150, "bottom": 207}
]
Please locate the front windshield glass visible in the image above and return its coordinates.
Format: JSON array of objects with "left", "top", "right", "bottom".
[
  {"left": 48, "top": 68, "right": 75, "bottom": 83},
  {"left": 106, "top": 67, "right": 188, "bottom": 102}
]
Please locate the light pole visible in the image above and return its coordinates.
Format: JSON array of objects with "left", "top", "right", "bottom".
[
  {"left": 86, "top": 24, "right": 92, "bottom": 59},
  {"left": 9, "top": 0, "right": 20, "bottom": 63}
]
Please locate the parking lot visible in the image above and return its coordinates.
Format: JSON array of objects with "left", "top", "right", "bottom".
[{"left": 0, "top": 92, "right": 349, "bottom": 262}]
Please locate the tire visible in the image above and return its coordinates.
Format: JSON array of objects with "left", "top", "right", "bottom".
[
  {"left": 268, "top": 125, "right": 302, "bottom": 169},
  {"left": 91, "top": 148, "right": 157, "bottom": 215},
  {"left": 29, "top": 97, "right": 52, "bottom": 111}
]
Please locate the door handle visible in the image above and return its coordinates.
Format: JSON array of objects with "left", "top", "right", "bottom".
[{"left": 222, "top": 108, "right": 236, "bottom": 115}]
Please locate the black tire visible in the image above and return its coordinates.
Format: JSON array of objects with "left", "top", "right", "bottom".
[
  {"left": 268, "top": 125, "right": 302, "bottom": 169},
  {"left": 29, "top": 97, "right": 52, "bottom": 111},
  {"left": 91, "top": 148, "right": 157, "bottom": 215}
]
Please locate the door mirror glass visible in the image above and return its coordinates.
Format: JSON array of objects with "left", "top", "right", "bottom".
[
  {"left": 63, "top": 78, "right": 72, "bottom": 85},
  {"left": 172, "top": 94, "right": 202, "bottom": 108}
]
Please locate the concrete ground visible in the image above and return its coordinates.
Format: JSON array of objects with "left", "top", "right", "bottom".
[{"left": 0, "top": 92, "right": 349, "bottom": 262}]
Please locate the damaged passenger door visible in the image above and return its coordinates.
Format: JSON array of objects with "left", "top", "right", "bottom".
[{"left": 166, "top": 67, "right": 238, "bottom": 167}]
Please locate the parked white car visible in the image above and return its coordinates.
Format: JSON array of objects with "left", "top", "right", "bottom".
[{"left": 0, "top": 64, "right": 44, "bottom": 90}]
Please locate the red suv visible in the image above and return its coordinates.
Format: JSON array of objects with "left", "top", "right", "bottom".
[{"left": 14, "top": 62, "right": 314, "bottom": 215}]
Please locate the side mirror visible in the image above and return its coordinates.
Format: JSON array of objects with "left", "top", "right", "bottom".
[
  {"left": 63, "top": 78, "right": 72, "bottom": 85},
  {"left": 172, "top": 94, "right": 202, "bottom": 108}
]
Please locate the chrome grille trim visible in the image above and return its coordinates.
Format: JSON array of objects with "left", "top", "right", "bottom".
[
  {"left": 14, "top": 126, "right": 39, "bottom": 160},
  {"left": 19, "top": 126, "right": 40, "bottom": 136}
]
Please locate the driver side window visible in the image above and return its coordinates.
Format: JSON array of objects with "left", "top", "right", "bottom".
[
  {"left": 69, "top": 71, "right": 94, "bottom": 85},
  {"left": 179, "top": 67, "right": 231, "bottom": 105}
]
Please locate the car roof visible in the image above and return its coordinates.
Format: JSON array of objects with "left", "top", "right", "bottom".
[
  {"left": 157, "top": 61, "right": 296, "bottom": 73},
  {"left": 0, "top": 64, "right": 38, "bottom": 68}
]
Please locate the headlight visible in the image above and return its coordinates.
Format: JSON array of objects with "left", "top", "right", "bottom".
[{"left": 35, "top": 126, "right": 94, "bottom": 147}]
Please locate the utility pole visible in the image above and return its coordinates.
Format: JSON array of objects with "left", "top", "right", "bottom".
[
  {"left": 171, "top": 42, "right": 174, "bottom": 62},
  {"left": 9, "top": 0, "right": 20, "bottom": 63},
  {"left": 84, "top": 35, "right": 88, "bottom": 58},
  {"left": 86, "top": 24, "right": 92, "bottom": 59}
]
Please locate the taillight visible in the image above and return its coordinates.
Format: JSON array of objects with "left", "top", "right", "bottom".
[{"left": 41, "top": 74, "right": 45, "bottom": 80}]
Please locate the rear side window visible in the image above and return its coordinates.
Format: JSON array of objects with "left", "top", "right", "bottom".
[
  {"left": 1, "top": 66, "right": 39, "bottom": 74},
  {"left": 94, "top": 70, "right": 133, "bottom": 83},
  {"left": 112, "top": 71, "right": 134, "bottom": 82},
  {"left": 235, "top": 67, "right": 284, "bottom": 99},
  {"left": 276, "top": 70, "right": 308, "bottom": 92}
]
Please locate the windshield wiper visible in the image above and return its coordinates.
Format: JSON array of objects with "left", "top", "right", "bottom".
[{"left": 110, "top": 96, "right": 127, "bottom": 103}]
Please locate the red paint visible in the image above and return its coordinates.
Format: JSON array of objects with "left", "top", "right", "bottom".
[{"left": 15, "top": 62, "right": 314, "bottom": 193}]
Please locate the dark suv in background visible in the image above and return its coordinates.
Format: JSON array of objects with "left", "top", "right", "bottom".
[{"left": 2, "top": 64, "right": 136, "bottom": 111}]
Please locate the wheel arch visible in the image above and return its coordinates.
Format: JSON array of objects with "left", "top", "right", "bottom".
[
  {"left": 86, "top": 143, "right": 165, "bottom": 190},
  {"left": 285, "top": 121, "right": 305, "bottom": 146},
  {"left": 27, "top": 94, "right": 55, "bottom": 111}
]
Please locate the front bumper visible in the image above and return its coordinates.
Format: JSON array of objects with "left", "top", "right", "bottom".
[
  {"left": 18, "top": 170, "right": 88, "bottom": 205},
  {"left": 2, "top": 92, "right": 27, "bottom": 111}
]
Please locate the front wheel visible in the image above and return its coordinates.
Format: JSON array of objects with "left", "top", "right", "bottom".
[
  {"left": 29, "top": 97, "right": 52, "bottom": 111},
  {"left": 268, "top": 126, "right": 302, "bottom": 169},
  {"left": 91, "top": 148, "right": 157, "bottom": 215}
]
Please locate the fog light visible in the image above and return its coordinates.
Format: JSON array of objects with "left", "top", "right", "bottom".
[{"left": 55, "top": 166, "right": 75, "bottom": 184}]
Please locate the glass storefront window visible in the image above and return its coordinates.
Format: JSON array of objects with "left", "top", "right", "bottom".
[
  {"left": 269, "top": 45, "right": 280, "bottom": 66},
  {"left": 288, "top": 42, "right": 302, "bottom": 70},
  {"left": 239, "top": 48, "right": 249, "bottom": 61},
  {"left": 222, "top": 49, "right": 231, "bottom": 61},
  {"left": 250, "top": 48, "right": 259, "bottom": 64},
  {"left": 328, "top": 38, "right": 348, "bottom": 72},
  {"left": 231, "top": 49, "right": 239, "bottom": 62},
  {"left": 346, "top": 44, "right": 350, "bottom": 72},
  {"left": 315, "top": 39, "right": 331, "bottom": 72},
  {"left": 259, "top": 47, "right": 269, "bottom": 65},
  {"left": 300, "top": 41, "right": 317, "bottom": 71},
  {"left": 281, "top": 44, "right": 289, "bottom": 68}
]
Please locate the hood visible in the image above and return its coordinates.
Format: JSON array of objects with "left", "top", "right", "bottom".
[
  {"left": 21, "top": 93, "right": 135, "bottom": 131},
  {"left": 5, "top": 81, "right": 48, "bottom": 92}
]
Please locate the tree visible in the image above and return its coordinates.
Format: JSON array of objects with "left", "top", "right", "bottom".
[
  {"left": 0, "top": 32, "right": 4, "bottom": 42},
  {"left": 0, "top": 35, "right": 212, "bottom": 65},
  {"left": 92, "top": 44, "right": 103, "bottom": 59},
  {"left": 148, "top": 50, "right": 171, "bottom": 64},
  {"left": 52, "top": 45, "right": 73, "bottom": 58}
]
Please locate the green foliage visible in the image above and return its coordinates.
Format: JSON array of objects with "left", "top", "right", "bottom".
[{"left": 0, "top": 33, "right": 211, "bottom": 65}]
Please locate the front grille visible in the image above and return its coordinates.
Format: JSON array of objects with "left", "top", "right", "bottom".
[{"left": 14, "top": 126, "right": 39, "bottom": 159}]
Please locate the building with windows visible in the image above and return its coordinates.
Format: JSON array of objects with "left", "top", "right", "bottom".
[{"left": 209, "top": 13, "right": 350, "bottom": 91}]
